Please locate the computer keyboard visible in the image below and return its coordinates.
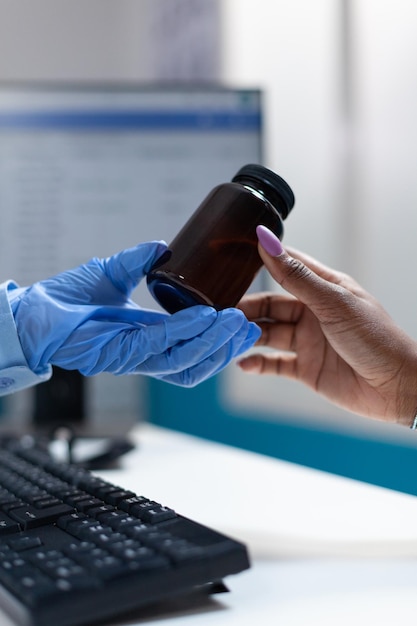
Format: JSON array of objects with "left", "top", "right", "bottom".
[{"left": 0, "top": 434, "right": 250, "bottom": 626}]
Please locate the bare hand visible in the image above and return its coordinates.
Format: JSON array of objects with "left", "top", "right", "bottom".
[{"left": 237, "top": 227, "right": 417, "bottom": 426}]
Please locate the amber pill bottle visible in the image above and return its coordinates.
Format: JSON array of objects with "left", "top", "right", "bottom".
[{"left": 147, "top": 163, "right": 295, "bottom": 313}]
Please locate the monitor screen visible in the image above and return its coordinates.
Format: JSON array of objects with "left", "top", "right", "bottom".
[
  {"left": 0, "top": 83, "right": 263, "bottom": 434},
  {"left": 0, "top": 83, "right": 263, "bottom": 302}
]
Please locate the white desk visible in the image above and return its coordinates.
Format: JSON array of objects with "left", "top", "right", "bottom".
[
  {"left": 103, "top": 424, "right": 417, "bottom": 626},
  {"left": 2, "top": 423, "right": 417, "bottom": 626}
]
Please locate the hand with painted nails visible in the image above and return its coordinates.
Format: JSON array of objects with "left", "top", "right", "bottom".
[{"left": 237, "top": 225, "right": 417, "bottom": 427}]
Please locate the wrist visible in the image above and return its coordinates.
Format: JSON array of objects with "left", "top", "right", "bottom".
[
  {"left": 0, "top": 281, "right": 52, "bottom": 394},
  {"left": 396, "top": 347, "right": 417, "bottom": 428}
]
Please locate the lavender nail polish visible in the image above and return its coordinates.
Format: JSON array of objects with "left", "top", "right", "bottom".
[{"left": 256, "top": 225, "right": 284, "bottom": 257}]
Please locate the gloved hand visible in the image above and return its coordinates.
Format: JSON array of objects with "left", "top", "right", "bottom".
[{"left": 8, "top": 241, "right": 260, "bottom": 387}]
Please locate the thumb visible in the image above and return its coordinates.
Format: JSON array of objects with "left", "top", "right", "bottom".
[
  {"left": 256, "top": 225, "right": 339, "bottom": 313},
  {"left": 103, "top": 240, "right": 168, "bottom": 295}
]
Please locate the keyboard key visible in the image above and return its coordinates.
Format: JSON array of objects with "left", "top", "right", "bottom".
[
  {"left": 0, "top": 512, "right": 20, "bottom": 535},
  {"left": 140, "top": 505, "right": 177, "bottom": 524},
  {"left": 8, "top": 536, "right": 43, "bottom": 552},
  {"left": 9, "top": 503, "right": 74, "bottom": 529}
]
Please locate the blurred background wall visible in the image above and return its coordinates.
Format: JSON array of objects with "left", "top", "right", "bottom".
[{"left": 219, "top": 0, "right": 417, "bottom": 449}]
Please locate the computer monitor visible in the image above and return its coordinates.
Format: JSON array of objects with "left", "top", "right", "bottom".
[{"left": 0, "top": 83, "right": 263, "bottom": 436}]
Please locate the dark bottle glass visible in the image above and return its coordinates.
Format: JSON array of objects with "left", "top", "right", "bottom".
[{"left": 147, "top": 164, "right": 295, "bottom": 313}]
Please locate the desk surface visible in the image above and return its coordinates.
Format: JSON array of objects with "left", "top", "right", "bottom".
[
  {"left": 2, "top": 423, "right": 417, "bottom": 626},
  {"left": 105, "top": 424, "right": 417, "bottom": 626}
]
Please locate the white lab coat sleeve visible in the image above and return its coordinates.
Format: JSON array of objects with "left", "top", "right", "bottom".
[{"left": 0, "top": 281, "right": 52, "bottom": 396}]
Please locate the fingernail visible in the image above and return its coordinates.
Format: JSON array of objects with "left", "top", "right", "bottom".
[{"left": 256, "top": 225, "right": 284, "bottom": 257}]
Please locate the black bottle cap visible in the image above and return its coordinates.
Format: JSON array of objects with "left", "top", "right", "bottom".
[{"left": 232, "top": 164, "right": 295, "bottom": 219}]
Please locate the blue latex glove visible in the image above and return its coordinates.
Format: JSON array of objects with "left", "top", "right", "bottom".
[{"left": 8, "top": 241, "right": 261, "bottom": 387}]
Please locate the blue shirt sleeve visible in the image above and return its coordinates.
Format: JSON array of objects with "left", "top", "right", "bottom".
[{"left": 0, "top": 281, "right": 52, "bottom": 395}]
